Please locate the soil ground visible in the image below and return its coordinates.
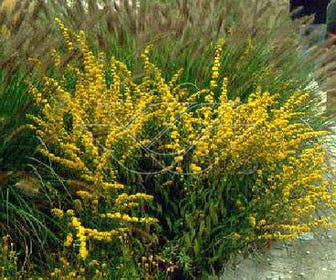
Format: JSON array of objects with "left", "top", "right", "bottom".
[{"left": 220, "top": 229, "right": 336, "bottom": 280}]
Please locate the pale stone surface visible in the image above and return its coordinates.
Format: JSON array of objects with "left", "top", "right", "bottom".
[{"left": 220, "top": 230, "right": 336, "bottom": 280}]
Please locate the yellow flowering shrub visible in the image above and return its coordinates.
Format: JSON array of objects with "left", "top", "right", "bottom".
[
  {"left": 27, "top": 24, "right": 335, "bottom": 277},
  {"left": 0, "top": 235, "right": 19, "bottom": 279},
  {"left": 28, "top": 27, "right": 158, "bottom": 274}
]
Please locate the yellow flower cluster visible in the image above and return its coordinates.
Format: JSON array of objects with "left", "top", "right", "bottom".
[
  {"left": 28, "top": 26, "right": 157, "bottom": 263},
  {"left": 0, "top": 235, "right": 17, "bottom": 279},
  {"left": 51, "top": 208, "right": 64, "bottom": 218},
  {"left": 64, "top": 233, "right": 73, "bottom": 247},
  {"left": 55, "top": 17, "right": 74, "bottom": 52},
  {"left": 71, "top": 217, "right": 88, "bottom": 260},
  {"left": 116, "top": 193, "right": 154, "bottom": 205},
  {"left": 101, "top": 213, "right": 158, "bottom": 224},
  {"left": 85, "top": 228, "right": 120, "bottom": 242},
  {"left": 51, "top": 49, "right": 61, "bottom": 68},
  {"left": 76, "top": 190, "right": 93, "bottom": 200},
  {"left": 66, "top": 215, "right": 132, "bottom": 260},
  {"left": 28, "top": 23, "right": 336, "bottom": 264},
  {"left": 210, "top": 38, "right": 224, "bottom": 89}
]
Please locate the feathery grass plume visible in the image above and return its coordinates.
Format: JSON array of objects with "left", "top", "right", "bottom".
[
  {"left": 1, "top": 0, "right": 334, "bottom": 102},
  {"left": 0, "top": 0, "right": 58, "bottom": 171},
  {"left": 0, "top": 0, "right": 333, "bottom": 123},
  {"left": 0, "top": 1, "right": 66, "bottom": 270},
  {"left": 39, "top": 0, "right": 326, "bottom": 99}
]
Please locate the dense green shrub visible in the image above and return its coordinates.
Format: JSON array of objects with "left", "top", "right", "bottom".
[{"left": 24, "top": 27, "right": 335, "bottom": 278}]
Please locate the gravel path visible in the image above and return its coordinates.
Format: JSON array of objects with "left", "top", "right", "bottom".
[{"left": 220, "top": 230, "right": 336, "bottom": 280}]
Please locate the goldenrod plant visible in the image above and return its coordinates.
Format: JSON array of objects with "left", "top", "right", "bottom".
[
  {"left": 2, "top": 0, "right": 336, "bottom": 278},
  {"left": 25, "top": 24, "right": 336, "bottom": 277},
  {"left": 27, "top": 28, "right": 160, "bottom": 278},
  {"left": 0, "top": 235, "right": 17, "bottom": 279}
]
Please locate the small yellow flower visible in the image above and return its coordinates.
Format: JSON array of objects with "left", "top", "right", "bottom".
[
  {"left": 66, "top": 209, "right": 75, "bottom": 216},
  {"left": 51, "top": 208, "right": 64, "bottom": 218},
  {"left": 174, "top": 155, "right": 183, "bottom": 162},
  {"left": 231, "top": 232, "right": 241, "bottom": 240},
  {"left": 258, "top": 219, "right": 266, "bottom": 226},
  {"left": 190, "top": 163, "right": 202, "bottom": 173},
  {"left": 64, "top": 233, "right": 73, "bottom": 247},
  {"left": 71, "top": 217, "right": 81, "bottom": 228},
  {"left": 89, "top": 259, "right": 99, "bottom": 266},
  {"left": 79, "top": 242, "right": 88, "bottom": 260},
  {"left": 249, "top": 216, "right": 256, "bottom": 227},
  {"left": 176, "top": 166, "right": 183, "bottom": 173}
]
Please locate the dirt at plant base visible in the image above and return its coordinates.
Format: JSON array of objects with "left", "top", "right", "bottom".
[{"left": 220, "top": 230, "right": 336, "bottom": 280}]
